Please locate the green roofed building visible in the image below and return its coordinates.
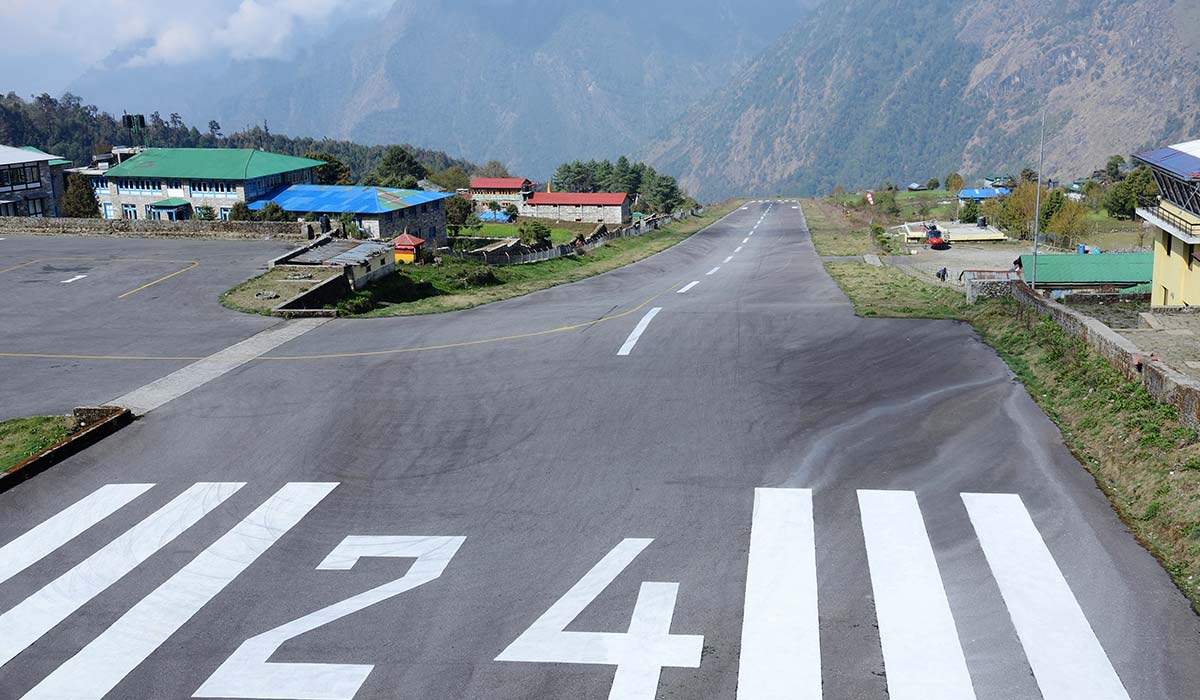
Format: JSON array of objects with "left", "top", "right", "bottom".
[
  {"left": 86, "top": 148, "right": 323, "bottom": 221},
  {"left": 1018, "top": 252, "right": 1152, "bottom": 295}
]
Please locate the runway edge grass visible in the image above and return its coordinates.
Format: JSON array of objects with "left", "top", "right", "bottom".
[
  {"left": 0, "top": 415, "right": 73, "bottom": 473},
  {"left": 824, "top": 260, "right": 1200, "bottom": 612}
]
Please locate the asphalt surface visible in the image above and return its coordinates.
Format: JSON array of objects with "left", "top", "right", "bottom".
[
  {"left": 1, "top": 202, "right": 1198, "bottom": 699},
  {"left": 0, "top": 235, "right": 294, "bottom": 418}
]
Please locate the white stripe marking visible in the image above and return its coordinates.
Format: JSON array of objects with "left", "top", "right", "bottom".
[
  {"left": 706, "top": 267, "right": 720, "bottom": 275},
  {"left": 963, "top": 493, "right": 1131, "bottom": 700},
  {"left": 114, "top": 318, "right": 327, "bottom": 414},
  {"left": 60, "top": 274, "right": 87, "bottom": 284},
  {"left": 617, "top": 308, "right": 662, "bottom": 356},
  {"left": 0, "top": 482, "right": 243, "bottom": 667},
  {"left": 723, "top": 256, "right": 734, "bottom": 264},
  {"left": 859, "top": 490, "right": 976, "bottom": 700},
  {"left": 677, "top": 281, "right": 700, "bottom": 294},
  {"left": 734, "top": 247, "right": 743, "bottom": 253},
  {"left": 737, "top": 488, "right": 820, "bottom": 700},
  {"left": 22, "top": 483, "right": 338, "bottom": 700},
  {"left": 742, "top": 238, "right": 750, "bottom": 244},
  {"left": 0, "top": 484, "right": 154, "bottom": 586}
]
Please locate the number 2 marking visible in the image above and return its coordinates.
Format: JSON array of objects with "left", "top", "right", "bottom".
[
  {"left": 496, "top": 538, "right": 703, "bottom": 699},
  {"left": 194, "top": 535, "right": 464, "bottom": 700}
]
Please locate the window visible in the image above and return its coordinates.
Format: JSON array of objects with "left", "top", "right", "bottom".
[
  {"left": 122, "top": 204, "right": 137, "bottom": 220},
  {"left": 219, "top": 207, "right": 231, "bottom": 221},
  {"left": 102, "top": 202, "right": 114, "bottom": 219},
  {"left": 192, "top": 180, "right": 237, "bottom": 198},
  {"left": 1166, "top": 231, "right": 1173, "bottom": 257},
  {"left": 0, "top": 162, "right": 41, "bottom": 192},
  {"left": 0, "top": 202, "right": 16, "bottom": 217},
  {"left": 27, "top": 198, "right": 44, "bottom": 217}
]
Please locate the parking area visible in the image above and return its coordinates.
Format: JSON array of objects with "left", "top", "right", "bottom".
[{"left": 0, "top": 235, "right": 296, "bottom": 419}]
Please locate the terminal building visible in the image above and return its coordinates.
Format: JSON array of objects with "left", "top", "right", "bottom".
[
  {"left": 84, "top": 147, "right": 322, "bottom": 221},
  {"left": 1133, "top": 139, "right": 1200, "bottom": 307}
]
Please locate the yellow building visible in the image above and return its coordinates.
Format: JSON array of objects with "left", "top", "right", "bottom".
[{"left": 1134, "top": 139, "right": 1200, "bottom": 307}]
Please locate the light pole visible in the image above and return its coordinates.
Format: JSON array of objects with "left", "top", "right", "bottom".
[{"left": 1030, "top": 107, "right": 1046, "bottom": 291}]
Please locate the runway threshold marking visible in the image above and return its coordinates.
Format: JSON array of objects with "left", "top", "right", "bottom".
[
  {"left": 0, "top": 484, "right": 154, "bottom": 586},
  {"left": 859, "top": 490, "right": 976, "bottom": 700},
  {"left": 24, "top": 483, "right": 338, "bottom": 700},
  {"left": 0, "top": 482, "right": 245, "bottom": 667},
  {"left": 963, "top": 493, "right": 1132, "bottom": 700},
  {"left": 0, "top": 281, "right": 687, "bottom": 363},
  {"left": 677, "top": 281, "right": 700, "bottom": 294},
  {"left": 737, "top": 488, "right": 820, "bottom": 700},
  {"left": 617, "top": 307, "right": 662, "bottom": 356}
]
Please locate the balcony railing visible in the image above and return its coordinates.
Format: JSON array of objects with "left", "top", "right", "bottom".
[{"left": 1139, "top": 202, "right": 1200, "bottom": 236}]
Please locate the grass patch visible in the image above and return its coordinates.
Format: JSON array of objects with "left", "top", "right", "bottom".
[
  {"left": 476, "top": 221, "right": 594, "bottom": 245},
  {"left": 220, "top": 266, "right": 341, "bottom": 315},
  {"left": 805, "top": 198, "right": 879, "bottom": 256},
  {"left": 343, "top": 202, "right": 743, "bottom": 317},
  {"left": 1, "top": 415, "right": 74, "bottom": 472},
  {"left": 825, "top": 260, "right": 1200, "bottom": 610}
]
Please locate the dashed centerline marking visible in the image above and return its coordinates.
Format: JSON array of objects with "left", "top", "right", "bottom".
[
  {"left": 723, "top": 256, "right": 733, "bottom": 264},
  {"left": 742, "top": 238, "right": 750, "bottom": 244},
  {"left": 706, "top": 267, "right": 721, "bottom": 276},
  {"left": 617, "top": 307, "right": 662, "bottom": 356},
  {"left": 677, "top": 281, "right": 700, "bottom": 294},
  {"left": 734, "top": 246, "right": 743, "bottom": 253}
]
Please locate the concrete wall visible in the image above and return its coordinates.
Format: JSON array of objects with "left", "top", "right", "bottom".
[
  {"left": 522, "top": 202, "right": 630, "bottom": 224},
  {"left": 1011, "top": 281, "right": 1200, "bottom": 428},
  {"left": 0, "top": 215, "right": 306, "bottom": 240}
]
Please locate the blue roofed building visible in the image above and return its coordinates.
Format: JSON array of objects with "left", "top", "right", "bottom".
[
  {"left": 957, "top": 187, "right": 1011, "bottom": 204},
  {"left": 249, "top": 184, "right": 456, "bottom": 243}
]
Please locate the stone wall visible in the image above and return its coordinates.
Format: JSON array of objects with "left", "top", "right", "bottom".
[
  {"left": 1011, "top": 281, "right": 1200, "bottom": 428},
  {"left": 0, "top": 215, "right": 307, "bottom": 240}
]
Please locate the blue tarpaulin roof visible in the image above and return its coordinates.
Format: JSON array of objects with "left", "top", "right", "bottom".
[
  {"left": 958, "top": 188, "right": 1011, "bottom": 200},
  {"left": 1133, "top": 140, "right": 1200, "bottom": 181},
  {"left": 479, "top": 211, "right": 512, "bottom": 223},
  {"left": 248, "top": 184, "right": 454, "bottom": 214}
]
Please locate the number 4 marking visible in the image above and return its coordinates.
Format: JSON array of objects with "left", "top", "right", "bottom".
[
  {"left": 194, "top": 535, "right": 464, "bottom": 700},
  {"left": 496, "top": 538, "right": 703, "bottom": 699}
]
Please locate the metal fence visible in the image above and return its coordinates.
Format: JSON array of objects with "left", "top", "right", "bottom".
[{"left": 444, "top": 209, "right": 700, "bottom": 266}]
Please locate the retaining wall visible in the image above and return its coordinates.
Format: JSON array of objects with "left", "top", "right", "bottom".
[
  {"left": 1010, "top": 281, "right": 1200, "bottom": 428},
  {"left": 0, "top": 216, "right": 306, "bottom": 240}
]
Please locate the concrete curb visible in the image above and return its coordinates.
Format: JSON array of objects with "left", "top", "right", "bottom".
[{"left": 0, "top": 407, "right": 133, "bottom": 494}]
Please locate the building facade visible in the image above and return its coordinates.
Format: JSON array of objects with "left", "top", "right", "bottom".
[
  {"left": 469, "top": 177, "right": 533, "bottom": 212},
  {"left": 0, "top": 145, "right": 69, "bottom": 217},
  {"left": 523, "top": 191, "right": 632, "bottom": 224},
  {"left": 1133, "top": 139, "right": 1200, "bottom": 307},
  {"left": 248, "top": 184, "right": 454, "bottom": 243},
  {"left": 82, "top": 148, "right": 321, "bottom": 221}
]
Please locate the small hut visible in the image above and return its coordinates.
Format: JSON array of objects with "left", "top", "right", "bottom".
[{"left": 393, "top": 233, "right": 425, "bottom": 264}]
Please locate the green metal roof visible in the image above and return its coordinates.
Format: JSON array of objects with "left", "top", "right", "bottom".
[
  {"left": 149, "top": 197, "right": 190, "bottom": 207},
  {"left": 1020, "top": 253, "right": 1152, "bottom": 285},
  {"left": 20, "top": 146, "right": 70, "bottom": 167},
  {"left": 105, "top": 148, "right": 323, "bottom": 180}
]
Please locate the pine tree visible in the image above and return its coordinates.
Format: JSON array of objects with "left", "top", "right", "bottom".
[{"left": 61, "top": 173, "right": 100, "bottom": 218}]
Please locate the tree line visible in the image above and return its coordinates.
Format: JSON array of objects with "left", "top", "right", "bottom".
[
  {"left": 550, "top": 157, "right": 694, "bottom": 213},
  {"left": 0, "top": 92, "right": 495, "bottom": 185}
]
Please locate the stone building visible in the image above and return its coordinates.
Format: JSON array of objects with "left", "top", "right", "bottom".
[
  {"left": 84, "top": 147, "right": 321, "bottom": 221},
  {"left": 469, "top": 177, "right": 533, "bottom": 212},
  {"left": 0, "top": 144, "right": 69, "bottom": 217},
  {"left": 523, "top": 191, "right": 632, "bottom": 224},
  {"left": 248, "top": 184, "right": 454, "bottom": 243}
]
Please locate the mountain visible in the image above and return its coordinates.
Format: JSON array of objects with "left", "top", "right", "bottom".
[
  {"left": 66, "top": 0, "right": 816, "bottom": 180},
  {"left": 643, "top": 0, "right": 1200, "bottom": 200}
]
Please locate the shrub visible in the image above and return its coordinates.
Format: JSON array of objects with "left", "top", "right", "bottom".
[{"left": 336, "top": 291, "right": 376, "bottom": 315}]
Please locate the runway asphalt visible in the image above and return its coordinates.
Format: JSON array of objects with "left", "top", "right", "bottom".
[{"left": 1, "top": 203, "right": 1197, "bottom": 699}]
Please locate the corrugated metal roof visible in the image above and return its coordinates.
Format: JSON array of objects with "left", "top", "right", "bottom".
[
  {"left": 528, "top": 191, "right": 630, "bottom": 206},
  {"left": 291, "top": 239, "right": 390, "bottom": 266},
  {"left": 1019, "top": 253, "right": 1152, "bottom": 284},
  {"left": 105, "top": 148, "right": 323, "bottom": 180},
  {"left": 149, "top": 197, "right": 190, "bottom": 207},
  {"left": 19, "top": 146, "right": 70, "bottom": 167},
  {"left": 0, "top": 144, "right": 60, "bottom": 166},
  {"left": 1133, "top": 140, "right": 1200, "bottom": 180},
  {"left": 470, "top": 177, "right": 530, "bottom": 189},
  {"left": 248, "top": 184, "right": 453, "bottom": 214},
  {"left": 958, "top": 188, "right": 1011, "bottom": 199}
]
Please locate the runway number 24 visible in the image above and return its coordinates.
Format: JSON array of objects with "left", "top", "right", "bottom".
[{"left": 193, "top": 536, "right": 701, "bottom": 700}]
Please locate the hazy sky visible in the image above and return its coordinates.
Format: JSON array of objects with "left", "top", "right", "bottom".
[{"left": 1, "top": 0, "right": 391, "bottom": 97}]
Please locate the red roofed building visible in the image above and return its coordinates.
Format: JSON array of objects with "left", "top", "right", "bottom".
[
  {"left": 523, "top": 191, "right": 632, "bottom": 224},
  {"left": 469, "top": 177, "right": 533, "bottom": 212}
]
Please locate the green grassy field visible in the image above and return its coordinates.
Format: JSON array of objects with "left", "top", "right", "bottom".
[
  {"left": 342, "top": 202, "right": 742, "bottom": 317},
  {"left": 1, "top": 416, "right": 73, "bottom": 472},
  {"left": 476, "top": 222, "right": 583, "bottom": 245}
]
